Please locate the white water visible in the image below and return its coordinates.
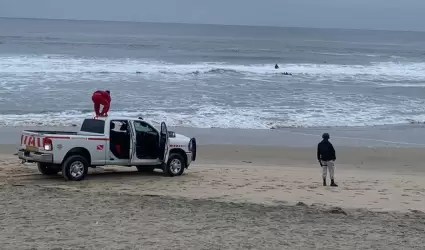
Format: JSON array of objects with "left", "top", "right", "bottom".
[
  {"left": 1, "top": 55, "right": 425, "bottom": 82},
  {"left": 1, "top": 54, "right": 425, "bottom": 129}
]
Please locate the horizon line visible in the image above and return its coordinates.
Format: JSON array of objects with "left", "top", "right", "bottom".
[{"left": 0, "top": 16, "right": 423, "bottom": 33}]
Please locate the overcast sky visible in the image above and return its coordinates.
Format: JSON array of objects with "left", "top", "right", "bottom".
[{"left": 1, "top": 0, "right": 424, "bottom": 31}]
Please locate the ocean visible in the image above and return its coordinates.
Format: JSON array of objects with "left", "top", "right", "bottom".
[{"left": 1, "top": 17, "right": 425, "bottom": 129}]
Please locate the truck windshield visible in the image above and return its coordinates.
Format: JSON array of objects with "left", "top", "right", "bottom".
[{"left": 80, "top": 119, "right": 105, "bottom": 134}]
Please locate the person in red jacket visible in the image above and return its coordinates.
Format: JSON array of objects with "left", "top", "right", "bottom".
[{"left": 92, "top": 90, "right": 111, "bottom": 116}]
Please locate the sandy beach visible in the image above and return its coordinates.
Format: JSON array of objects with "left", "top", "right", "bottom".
[{"left": 1, "top": 142, "right": 425, "bottom": 249}]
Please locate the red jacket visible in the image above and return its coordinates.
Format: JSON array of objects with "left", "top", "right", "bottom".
[
  {"left": 93, "top": 90, "right": 111, "bottom": 104},
  {"left": 92, "top": 91, "right": 111, "bottom": 115}
]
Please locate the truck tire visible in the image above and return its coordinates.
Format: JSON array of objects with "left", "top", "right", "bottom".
[
  {"left": 136, "top": 166, "right": 155, "bottom": 173},
  {"left": 61, "top": 155, "right": 89, "bottom": 181},
  {"left": 37, "top": 163, "right": 60, "bottom": 176},
  {"left": 163, "top": 153, "right": 185, "bottom": 177}
]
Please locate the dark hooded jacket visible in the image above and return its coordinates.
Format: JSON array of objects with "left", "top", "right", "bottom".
[{"left": 317, "top": 139, "right": 336, "bottom": 161}]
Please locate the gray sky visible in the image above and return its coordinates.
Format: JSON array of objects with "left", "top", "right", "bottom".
[{"left": 1, "top": 0, "right": 424, "bottom": 31}]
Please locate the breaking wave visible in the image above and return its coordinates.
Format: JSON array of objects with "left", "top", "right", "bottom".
[
  {"left": 1, "top": 54, "right": 425, "bottom": 82},
  {"left": 1, "top": 108, "right": 425, "bottom": 129}
]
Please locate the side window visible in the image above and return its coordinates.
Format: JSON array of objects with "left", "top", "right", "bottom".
[
  {"left": 110, "top": 120, "right": 129, "bottom": 132},
  {"left": 134, "top": 121, "right": 157, "bottom": 134},
  {"left": 80, "top": 119, "right": 105, "bottom": 134}
]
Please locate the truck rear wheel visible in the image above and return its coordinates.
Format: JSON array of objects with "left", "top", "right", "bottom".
[
  {"left": 163, "top": 153, "right": 185, "bottom": 177},
  {"left": 37, "top": 163, "right": 60, "bottom": 176},
  {"left": 61, "top": 155, "right": 89, "bottom": 181}
]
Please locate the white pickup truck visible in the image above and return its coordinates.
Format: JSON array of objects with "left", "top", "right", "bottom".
[{"left": 17, "top": 116, "right": 197, "bottom": 181}]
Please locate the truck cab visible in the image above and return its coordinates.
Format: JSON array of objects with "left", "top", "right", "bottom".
[
  {"left": 81, "top": 117, "right": 171, "bottom": 165},
  {"left": 18, "top": 116, "right": 197, "bottom": 181}
]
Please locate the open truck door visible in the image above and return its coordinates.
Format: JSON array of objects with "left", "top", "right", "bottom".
[{"left": 159, "top": 121, "right": 169, "bottom": 163}]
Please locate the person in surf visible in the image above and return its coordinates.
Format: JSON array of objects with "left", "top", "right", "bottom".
[{"left": 275, "top": 64, "right": 279, "bottom": 69}]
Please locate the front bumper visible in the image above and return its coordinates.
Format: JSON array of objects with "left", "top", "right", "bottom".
[
  {"left": 186, "top": 152, "right": 193, "bottom": 167},
  {"left": 18, "top": 150, "right": 53, "bottom": 163}
]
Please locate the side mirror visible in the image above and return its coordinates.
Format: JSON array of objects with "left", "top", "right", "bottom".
[{"left": 160, "top": 122, "right": 167, "bottom": 135}]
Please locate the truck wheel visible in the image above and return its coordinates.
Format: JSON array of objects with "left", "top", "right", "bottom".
[
  {"left": 61, "top": 155, "right": 89, "bottom": 181},
  {"left": 37, "top": 163, "right": 60, "bottom": 176},
  {"left": 163, "top": 153, "right": 185, "bottom": 177},
  {"left": 136, "top": 166, "right": 155, "bottom": 173}
]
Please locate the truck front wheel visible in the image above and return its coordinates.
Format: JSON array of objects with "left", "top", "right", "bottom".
[
  {"left": 37, "top": 163, "right": 60, "bottom": 176},
  {"left": 61, "top": 155, "right": 89, "bottom": 181},
  {"left": 163, "top": 153, "right": 185, "bottom": 177}
]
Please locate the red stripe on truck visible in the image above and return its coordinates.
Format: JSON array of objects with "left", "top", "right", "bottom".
[
  {"left": 88, "top": 137, "right": 109, "bottom": 141},
  {"left": 21, "top": 135, "right": 109, "bottom": 146}
]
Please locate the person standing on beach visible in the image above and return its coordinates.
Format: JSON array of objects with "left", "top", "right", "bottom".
[
  {"left": 91, "top": 90, "right": 111, "bottom": 117},
  {"left": 317, "top": 133, "right": 338, "bottom": 187}
]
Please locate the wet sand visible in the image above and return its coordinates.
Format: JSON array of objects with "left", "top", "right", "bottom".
[
  {"left": 1, "top": 142, "right": 425, "bottom": 249},
  {"left": 3, "top": 124, "right": 425, "bottom": 147}
]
